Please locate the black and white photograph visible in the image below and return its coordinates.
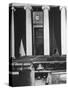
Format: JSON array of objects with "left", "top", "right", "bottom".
[{"left": 9, "top": 3, "right": 67, "bottom": 87}]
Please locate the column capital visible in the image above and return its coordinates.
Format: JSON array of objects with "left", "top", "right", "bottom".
[
  {"left": 11, "top": 6, "right": 16, "bottom": 12},
  {"left": 24, "top": 5, "right": 32, "bottom": 10},
  {"left": 59, "top": 6, "right": 66, "bottom": 10},
  {"left": 42, "top": 6, "right": 50, "bottom": 10}
]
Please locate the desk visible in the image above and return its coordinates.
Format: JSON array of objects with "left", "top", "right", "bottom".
[{"left": 9, "top": 55, "right": 66, "bottom": 86}]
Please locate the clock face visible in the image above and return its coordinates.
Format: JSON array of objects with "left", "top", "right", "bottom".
[
  {"left": 35, "top": 15, "right": 39, "bottom": 21},
  {"left": 33, "top": 11, "right": 43, "bottom": 25}
]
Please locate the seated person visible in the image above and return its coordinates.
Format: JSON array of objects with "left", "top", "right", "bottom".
[{"left": 53, "top": 48, "right": 59, "bottom": 56}]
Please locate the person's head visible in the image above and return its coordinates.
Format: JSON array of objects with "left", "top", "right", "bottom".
[{"left": 54, "top": 48, "right": 57, "bottom": 54}]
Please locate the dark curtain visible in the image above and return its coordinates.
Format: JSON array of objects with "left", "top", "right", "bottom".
[
  {"left": 49, "top": 7, "right": 61, "bottom": 55},
  {"left": 14, "top": 7, "right": 26, "bottom": 58}
]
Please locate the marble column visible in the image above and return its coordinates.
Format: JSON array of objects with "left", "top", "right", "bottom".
[
  {"left": 42, "top": 6, "right": 50, "bottom": 55},
  {"left": 11, "top": 6, "right": 15, "bottom": 58},
  {"left": 24, "top": 6, "right": 32, "bottom": 56},
  {"left": 60, "top": 7, "right": 67, "bottom": 55}
]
